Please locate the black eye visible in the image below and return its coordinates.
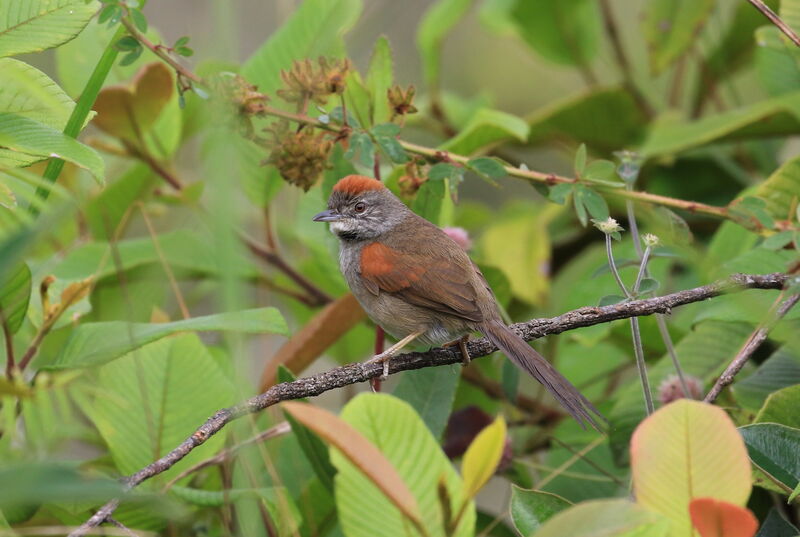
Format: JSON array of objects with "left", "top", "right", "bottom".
[{"left": 354, "top": 202, "right": 366, "bottom": 213}]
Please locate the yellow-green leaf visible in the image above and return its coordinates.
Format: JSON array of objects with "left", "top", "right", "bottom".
[
  {"left": 631, "top": 399, "right": 752, "bottom": 537},
  {"left": 534, "top": 499, "right": 670, "bottom": 537},
  {"left": 282, "top": 400, "right": 424, "bottom": 530},
  {"left": 461, "top": 415, "right": 506, "bottom": 500}
]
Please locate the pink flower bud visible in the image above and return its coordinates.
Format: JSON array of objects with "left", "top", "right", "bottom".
[{"left": 442, "top": 227, "right": 472, "bottom": 251}]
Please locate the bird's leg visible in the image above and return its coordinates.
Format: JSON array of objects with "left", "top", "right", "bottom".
[
  {"left": 443, "top": 335, "right": 471, "bottom": 366},
  {"left": 366, "top": 331, "right": 424, "bottom": 379}
]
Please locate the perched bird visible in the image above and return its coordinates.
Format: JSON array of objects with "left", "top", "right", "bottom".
[{"left": 313, "top": 175, "right": 603, "bottom": 430}]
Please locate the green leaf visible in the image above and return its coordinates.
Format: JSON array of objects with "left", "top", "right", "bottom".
[
  {"left": 756, "top": 507, "right": 800, "bottom": 536},
  {"left": 637, "top": 278, "right": 659, "bottom": 295},
  {"left": 740, "top": 423, "right": 800, "bottom": 493},
  {"left": 47, "top": 307, "right": 287, "bottom": 369},
  {"left": 366, "top": 36, "right": 394, "bottom": 125},
  {"left": 467, "top": 157, "right": 506, "bottom": 184},
  {"left": 501, "top": 358, "right": 519, "bottom": 401},
  {"left": 344, "top": 131, "right": 375, "bottom": 170},
  {"left": 509, "top": 0, "right": 602, "bottom": 66},
  {"left": 631, "top": 400, "right": 752, "bottom": 535},
  {"left": 640, "top": 93, "right": 800, "bottom": 158},
  {"left": 642, "top": 0, "right": 714, "bottom": 73},
  {"left": 86, "top": 334, "right": 235, "bottom": 476},
  {"left": 598, "top": 294, "right": 626, "bottom": 306},
  {"left": 510, "top": 486, "right": 571, "bottom": 536},
  {"left": 277, "top": 367, "right": 337, "bottom": 492},
  {"left": 751, "top": 154, "right": 800, "bottom": 222},
  {"left": 548, "top": 183, "right": 574, "bottom": 205},
  {"left": 0, "top": 113, "right": 104, "bottom": 183},
  {"left": 0, "top": 0, "right": 98, "bottom": 57},
  {"left": 574, "top": 185, "right": 609, "bottom": 222},
  {"left": 52, "top": 229, "right": 260, "bottom": 281},
  {"left": 242, "top": 0, "right": 361, "bottom": 95},
  {"left": 462, "top": 416, "right": 506, "bottom": 499},
  {"left": 609, "top": 321, "right": 754, "bottom": 464},
  {"left": 0, "top": 262, "right": 30, "bottom": 334},
  {"left": 440, "top": 108, "right": 529, "bottom": 155},
  {"left": 584, "top": 160, "right": 621, "bottom": 186},
  {"left": 755, "top": 384, "right": 800, "bottom": 429},
  {"left": 527, "top": 88, "right": 648, "bottom": 154},
  {"left": 735, "top": 345, "right": 800, "bottom": 410},
  {"left": 756, "top": 26, "right": 800, "bottom": 96},
  {"left": 333, "top": 394, "right": 475, "bottom": 537},
  {"left": 533, "top": 499, "right": 669, "bottom": 537},
  {"left": 371, "top": 123, "right": 408, "bottom": 163},
  {"left": 429, "top": 162, "right": 462, "bottom": 182},
  {"left": 393, "top": 367, "right": 459, "bottom": 440},
  {"left": 416, "top": 0, "right": 472, "bottom": 88},
  {"left": 129, "top": 9, "right": 148, "bottom": 33},
  {"left": 0, "top": 58, "right": 83, "bottom": 131},
  {"left": 762, "top": 231, "right": 795, "bottom": 250},
  {"left": 481, "top": 203, "right": 558, "bottom": 306},
  {"left": 574, "top": 143, "right": 587, "bottom": 176}
]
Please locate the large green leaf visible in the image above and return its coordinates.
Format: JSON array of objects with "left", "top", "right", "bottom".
[
  {"left": 0, "top": 113, "right": 103, "bottom": 182},
  {"left": 526, "top": 87, "right": 647, "bottom": 154},
  {"left": 0, "top": 58, "right": 80, "bottom": 129},
  {"left": 510, "top": 486, "right": 571, "bottom": 536},
  {"left": 609, "top": 321, "right": 753, "bottom": 464},
  {"left": 0, "top": 262, "right": 30, "bottom": 334},
  {"left": 639, "top": 93, "right": 800, "bottom": 157},
  {"left": 734, "top": 345, "right": 800, "bottom": 410},
  {"left": 642, "top": 0, "right": 714, "bottom": 74},
  {"left": 755, "top": 384, "right": 800, "bottom": 429},
  {"left": 416, "top": 0, "right": 472, "bottom": 88},
  {"left": 755, "top": 26, "right": 800, "bottom": 96},
  {"left": 739, "top": 423, "right": 800, "bottom": 493},
  {"left": 0, "top": 463, "right": 123, "bottom": 510},
  {"left": 47, "top": 307, "right": 287, "bottom": 369},
  {"left": 440, "top": 107, "right": 529, "bottom": 155},
  {"left": 0, "top": 0, "right": 98, "bottom": 58},
  {"left": 509, "top": 0, "right": 601, "bottom": 66},
  {"left": 751, "top": 153, "right": 800, "bottom": 222},
  {"left": 86, "top": 334, "right": 235, "bottom": 477},
  {"left": 53, "top": 229, "right": 260, "bottom": 281},
  {"left": 631, "top": 400, "right": 752, "bottom": 537},
  {"left": 392, "top": 366, "right": 459, "bottom": 440},
  {"left": 333, "top": 393, "right": 475, "bottom": 537},
  {"left": 756, "top": 507, "right": 800, "bottom": 537},
  {"left": 533, "top": 499, "right": 669, "bottom": 537},
  {"left": 242, "top": 0, "right": 362, "bottom": 95},
  {"left": 366, "top": 36, "right": 394, "bottom": 125}
]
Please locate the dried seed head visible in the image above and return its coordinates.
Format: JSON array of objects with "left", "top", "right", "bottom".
[
  {"left": 276, "top": 57, "right": 352, "bottom": 106},
  {"left": 388, "top": 84, "right": 418, "bottom": 119},
  {"left": 397, "top": 160, "right": 426, "bottom": 197},
  {"left": 658, "top": 375, "right": 703, "bottom": 405},
  {"left": 266, "top": 127, "right": 333, "bottom": 191}
]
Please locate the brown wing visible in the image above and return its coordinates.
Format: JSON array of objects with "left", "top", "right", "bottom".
[{"left": 359, "top": 241, "right": 483, "bottom": 323}]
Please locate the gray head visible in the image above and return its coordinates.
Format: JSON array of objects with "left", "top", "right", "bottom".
[{"left": 312, "top": 175, "right": 408, "bottom": 241}]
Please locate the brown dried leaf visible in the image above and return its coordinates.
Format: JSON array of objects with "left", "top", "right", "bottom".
[
  {"left": 92, "top": 62, "right": 174, "bottom": 143},
  {"left": 59, "top": 278, "right": 93, "bottom": 308},
  {"left": 282, "top": 401, "right": 423, "bottom": 527},
  {"left": 259, "top": 293, "right": 366, "bottom": 390}
]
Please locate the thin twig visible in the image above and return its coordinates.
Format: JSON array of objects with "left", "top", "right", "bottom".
[
  {"left": 121, "top": 19, "right": 204, "bottom": 86},
  {"left": 705, "top": 291, "right": 800, "bottom": 403},
  {"left": 68, "top": 272, "right": 789, "bottom": 536},
  {"left": 106, "top": 518, "right": 140, "bottom": 537},
  {"left": 242, "top": 235, "right": 333, "bottom": 307},
  {"left": 162, "top": 421, "right": 290, "bottom": 491},
  {"left": 605, "top": 234, "right": 631, "bottom": 298},
  {"left": 746, "top": 0, "right": 800, "bottom": 48}
]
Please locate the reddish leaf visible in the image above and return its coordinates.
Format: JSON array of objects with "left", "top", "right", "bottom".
[
  {"left": 260, "top": 293, "right": 366, "bottom": 389},
  {"left": 689, "top": 498, "right": 758, "bottom": 537},
  {"left": 92, "top": 62, "right": 174, "bottom": 143}
]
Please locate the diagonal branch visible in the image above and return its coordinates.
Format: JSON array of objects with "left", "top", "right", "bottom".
[
  {"left": 746, "top": 0, "right": 800, "bottom": 48},
  {"left": 68, "top": 272, "right": 789, "bottom": 536},
  {"left": 704, "top": 290, "right": 800, "bottom": 403}
]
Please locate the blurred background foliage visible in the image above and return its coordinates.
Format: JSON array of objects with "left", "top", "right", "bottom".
[{"left": 1, "top": 0, "right": 800, "bottom": 535}]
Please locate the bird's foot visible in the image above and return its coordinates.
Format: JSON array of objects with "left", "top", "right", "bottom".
[
  {"left": 444, "top": 335, "right": 471, "bottom": 366},
  {"left": 366, "top": 351, "right": 394, "bottom": 380}
]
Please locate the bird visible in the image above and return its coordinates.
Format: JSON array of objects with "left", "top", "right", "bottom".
[{"left": 313, "top": 174, "right": 604, "bottom": 430}]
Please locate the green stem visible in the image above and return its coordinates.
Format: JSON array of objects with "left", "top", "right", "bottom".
[{"left": 31, "top": 25, "right": 127, "bottom": 214}]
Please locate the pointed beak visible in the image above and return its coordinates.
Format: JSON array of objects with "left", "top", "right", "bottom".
[{"left": 312, "top": 209, "right": 342, "bottom": 222}]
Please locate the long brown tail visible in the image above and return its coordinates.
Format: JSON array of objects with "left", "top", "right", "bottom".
[{"left": 480, "top": 320, "right": 605, "bottom": 431}]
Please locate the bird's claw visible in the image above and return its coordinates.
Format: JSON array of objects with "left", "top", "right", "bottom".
[{"left": 366, "top": 351, "right": 393, "bottom": 380}]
